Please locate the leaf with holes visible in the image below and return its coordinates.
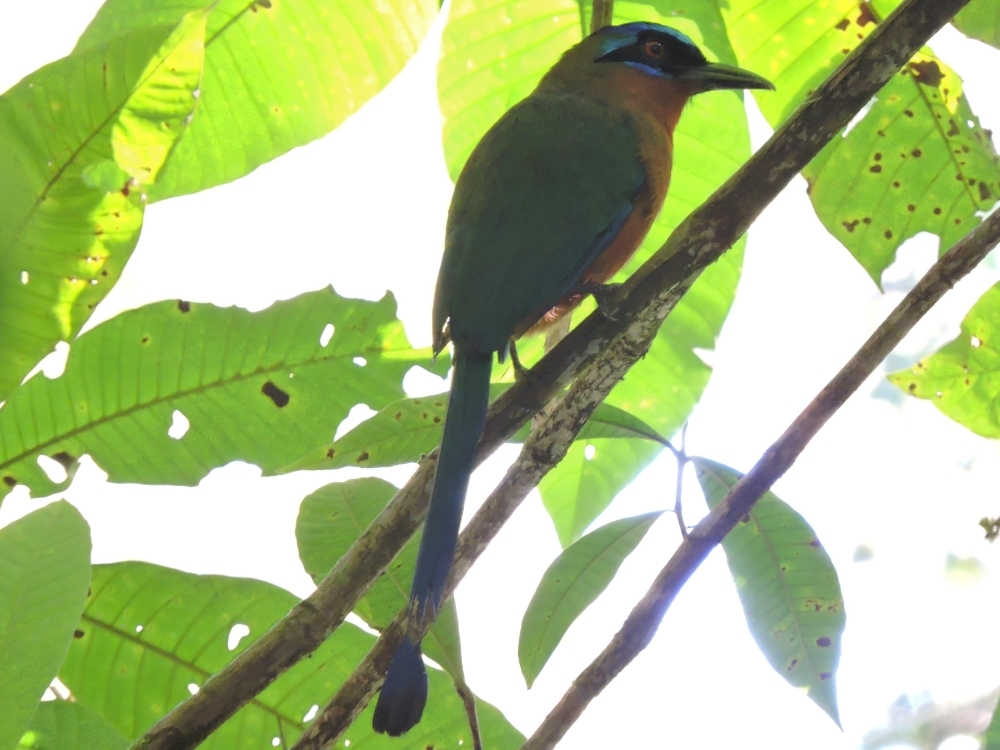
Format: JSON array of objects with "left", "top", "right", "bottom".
[
  {"left": 694, "top": 458, "right": 845, "bottom": 726},
  {"left": 953, "top": 0, "right": 1000, "bottom": 50},
  {"left": 804, "top": 53, "right": 1000, "bottom": 284},
  {"left": 19, "top": 702, "right": 129, "bottom": 750},
  {"left": 723, "top": 1, "right": 1000, "bottom": 283},
  {"left": 74, "top": 0, "right": 438, "bottom": 200},
  {"left": 888, "top": 281, "right": 1000, "bottom": 437},
  {"left": 60, "top": 562, "right": 523, "bottom": 748},
  {"left": 285, "top": 383, "right": 666, "bottom": 472},
  {"left": 439, "top": 0, "right": 749, "bottom": 542},
  {"left": 0, "top": 11, "right": 206, "bottom": 401},
  {"left": 518, "top": 512, "right": 662, "bottom": 688},
  {"left": 0, "top": 288, "right": 441, "bottom": 503},
  {"left": 295, "top": 477, "right": 465, "bottom": 681},
  {"left": 0, "top": 501, "right": 92, "bottom": 750}
]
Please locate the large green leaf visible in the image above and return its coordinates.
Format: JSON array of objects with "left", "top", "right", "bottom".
[
  {"left": 804, "top": 52, "right": 1000, "bottom": 284},
  {"left": 723, "top": 1, "right": 1000, "bottom": 284},
  {"left": 518, "top": 511, "right": 662, "bottom": 688},
  {"left": 0, "top": 288, "right": 438, "bottom": 503},
  {"left": 953, "top": 0, "right": 1000, "bottom": 49},
  {"left": 286, "top": 386, "right": 665, "bottom": 472},
  {"left": 296, "top": 477, "right": 465, "bottom": 681},
  {"left": 439, "top": 0, "right": 750, "bottom": 544},
  {"left": 61, "top": 562, "right": 523, "bottom": 749},
  {"left": 694, "top": 458, "right": 845, "bottom": 726},
  {"left": 0, "top": 12, "right": 206, "bottom": 400},
  {"left": 18, "top": 702, "right": 128, "bottom": 750},
  {"left": 0, "top": 501, "right": 92, "bottom": 750},
  {"left": 888, "top": 281, "right": 1000, "bottom": 437},
  {"left": 74, "top": 0, "right": 438, "bottom": 201}
]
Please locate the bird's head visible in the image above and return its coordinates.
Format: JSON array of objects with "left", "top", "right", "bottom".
[{"left": 589, "top": 22, "right": 774, "bottom": 92}]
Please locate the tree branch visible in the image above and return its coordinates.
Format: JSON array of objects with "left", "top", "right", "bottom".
[
  {"left": 520, "top": 204, "right": 1000, "bottom": 750},
  {"left": 590, "top": 0, "right": 614, "bottom": 34},
  {"left": 128, "top": 1, "right": 971, "bottom": 747}
]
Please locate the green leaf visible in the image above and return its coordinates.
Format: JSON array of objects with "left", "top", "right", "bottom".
[
  {"left": 74, "top": 0, "right": 438, "bottom": 200},
  {"left": 0, "top": 13, "right": 206, "bottom": 400},
  {"left": 295, "top": 478, "right": 464, "bottom": 681},
  {"left": 985, "top": 692, "right": 1000, "bottom": 750},
  {"left": 888, "top": 281, "right": 1000, "bottom": 437},
  {"left": 803, "top": 53, "right": 1000, "bottom": 284},
  {"left": 0, "top": 501, "right": 92, "bottom": 750},
  {"left": 518, "top": 511, "right": 663, "bottom": 688},
  {"left": 540, "top": 439, "right": 661, "bottom": 548},
  {"left": 694, "top": 458, "right": 845, "bottom": 726},
  {"left": 0, "top": 288, "right": 438, "bottom": 503},
  {"left": 18, "top": 702, "right": 128, "bottom": 750},
  {"left": 60, "top": 562, "right": 523, "bottom": 748},
  {"left": 439, "top": 0, "right": 749, "bottom": 543},
  {"left": 953, "top": 0, "right": 1000, "bottom": 49},
  {"left": 286, "top": 383, "right": 665, "bottom": 472}
]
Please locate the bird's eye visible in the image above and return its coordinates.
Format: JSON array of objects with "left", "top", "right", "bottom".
[{"left": 644, "top": 40, "right": 665, "bottom": 58}]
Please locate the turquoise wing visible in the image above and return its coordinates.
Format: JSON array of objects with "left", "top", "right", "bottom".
[{"left": 433, "top": 93, "right": 646, "bottom": 355}]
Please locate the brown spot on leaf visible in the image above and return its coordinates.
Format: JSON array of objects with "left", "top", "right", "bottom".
[
  {"left": 874, "top": 152, "right": 882, "bottom": 161},
  {"left": 908, "top": 204, "right": 916, "bottom": 212},
  {"left": 820, "top": 672, "right": 832, "bottom": 680},
  {"left": 842, "top": 219, "right": 859, "bottom": 233},
  {"left": 934, "top": 207, "right": 942, "bottom": 215},
  {"left": 2, "top": 476, "right": 16, "bottom": 487},
  {"left": 979, "top": 183, "right": 992, "bottom": 201},
  {"left": 121, "top": 184, "right": 130, "bottom": 197},
  {"left": 141, "top": 336, "right": 150, "bottom": 344},
  {"left": 261, "top": 381, "right": 290, "bottom": 408},
  {"left": 326, "top": 448, "right": 335, "bottom": 458},
  {"left": 908, "top": 382, "right": 916, "bottom": 392},
  {"left": 433, "top": 416, "right": 441, "bottom": 423},
  {"left": 787, "top": 658, "right": 799, "bottom": 671},
  {"left": 817, "top": 637, "right": 832, "bottom": 647},
  {"left": 948, "top": 119, "right": 960, "bottom": 136},
  {"left": 893, "top": 181, "right": 901, "bottom": 188},
  {"left": 835, "top": 18, "right": 850, "bottom": 30},
  {"left": 178, "top": 300, "right": 191, "bottom": 313},
  {"left": 394, "top": 412, "right": 402, "bottom": 420},
  {"left": 870, "top": 165, "right": 882, "bottom": 173},
  {"left": 912, "top": 148, "right": 922, "bottom": 158},
  {"left": 53, "top": 452, "right": 74, "bottom": 469},
  {"left": 74, "top": 629, "right": 85, "bottom": 638},
  {"left": 856, "top": 3, "right": 876, "bottom": 26},
  {"left": 357, "top": 451, "right": 370, "bottom": 462},
  {"left": 885, "top": 230, "right": 893, "bottom": 239},
  {"left": 904, "top": 109, "right": 914, "bottom": 118},
  {"left": 909, "top": 60, "right": 943, "bottom": 87},
  {"left": 863, "top": 217, "right": 872, "bottom": 224}
]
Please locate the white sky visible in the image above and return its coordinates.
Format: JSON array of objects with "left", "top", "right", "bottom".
[{"left": 2, "top": 3, "right": 1000, "bottom": 749}]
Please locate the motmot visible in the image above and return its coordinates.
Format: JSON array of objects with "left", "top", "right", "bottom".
[{"left": 373, "top": 21, "right": 773, "bottom": 736}]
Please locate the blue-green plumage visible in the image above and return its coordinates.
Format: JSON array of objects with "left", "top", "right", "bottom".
[{"left": 373, "top": 21, "right": 773, "bottom": 737}]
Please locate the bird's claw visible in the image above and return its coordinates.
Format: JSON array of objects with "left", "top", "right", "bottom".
[{"left": 575, "top": 281, "right": 622, "bottom": 321}]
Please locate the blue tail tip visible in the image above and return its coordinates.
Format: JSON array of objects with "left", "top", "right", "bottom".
[{"left": 373, "top": 636, "right": 428, "bottom": 736}]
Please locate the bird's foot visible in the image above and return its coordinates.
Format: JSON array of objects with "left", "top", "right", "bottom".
[
  {"left": 574, "top": 281, "right": 622, "bottom": 321},
  {"left": 508, "top": 338, "right": 538, "bottom": 382}
]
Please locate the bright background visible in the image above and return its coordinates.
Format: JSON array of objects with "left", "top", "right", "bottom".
[{"left": 2, "top": 3, "right": 1000, "bottom": 748}]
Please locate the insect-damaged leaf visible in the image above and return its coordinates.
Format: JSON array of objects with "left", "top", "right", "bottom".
[
  {"left": 73, "top": 0, "right": 438, "bottom": 201},
  {"left": 0, "top": 288, "right": 440, "bottom": 503},
  {"left": 61, "top": 562, "right": 523, "bottom": 749},
  {"left": 0, "top": 11, "right": 206, "bottom": 401},
  {"left": 295, "top": 477, "right": 465, "bottom": 682},
  {"left": 888, "top": 281, "right": 1000, "bottom": 437},
  {"left": 694, "top": 458, "right": 845, "bottom": 727}
]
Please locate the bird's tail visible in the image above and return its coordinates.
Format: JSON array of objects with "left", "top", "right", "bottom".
[{"left": 372, "top": 349, "right": 492, "bottom": 736}]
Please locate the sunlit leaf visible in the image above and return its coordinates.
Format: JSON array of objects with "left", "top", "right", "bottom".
[
  {"left": 518, "top": 512, "right": 662, "bottom": 687},
  {"left": 0, "top": 13, "right": 206, "bottom": 399},
  {"left": 0, "top": 501, "right": 91, "bottom": 750},
  {"left": 295, "top": 477, "right": 464, "bottom": 681},
  {"left": 0, "top": 288, "right": 439, "bottom": 503},
  {"left": 953, "top": 0, "right": 1000, "bottom": 50},
  {"left": 888, "top": 281, "right": 1000, "bottom": 437},
  {"left": 285, "top": 384, "right": 665, "bottom": 473},
  {"left": 61, "top": 562, "right": 523, "bottom": 748},
  {"left": 694, "top": 458, "right": 844, "bottom": 726},
  {"left": 74, "top": 0, "right": 438, "bottom": 200},
  {"left": 18, "top": 702, "right": 128, "bottom": 750}
]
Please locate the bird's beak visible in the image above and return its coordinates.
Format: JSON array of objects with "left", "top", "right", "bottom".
[{"left": 680, "top": 62, "right": 775, "bottom": 91}]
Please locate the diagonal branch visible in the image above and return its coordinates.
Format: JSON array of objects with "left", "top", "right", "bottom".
[
  {"left": 129, "top": 0, "right": 972, "bottom": 747},
  {"left": 520, "top": 195, "right": 1000, "bottom": 750}
]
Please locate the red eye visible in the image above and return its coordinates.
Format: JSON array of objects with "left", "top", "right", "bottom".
[{"left": 644, "top": 40, "right": 665, "bottom": 58}]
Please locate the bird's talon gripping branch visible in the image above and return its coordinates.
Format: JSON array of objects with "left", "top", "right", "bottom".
[
  {"left": 373, "top": 21, "right": 772, "bottom": 737},
  {"left": 576, "top": 280, "right": 623, "bottom": 320},
  {"left": 508, "top": 338, "right": 536, "bottom": 381}
]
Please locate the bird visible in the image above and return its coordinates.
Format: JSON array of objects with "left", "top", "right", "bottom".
[{"left": 372, "top": 21, "right": 773, "bottom": 736}]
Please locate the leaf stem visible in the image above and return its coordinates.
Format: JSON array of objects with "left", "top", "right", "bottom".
[{"left": 590, "top": 0, "right": 614, "bottom": 33}]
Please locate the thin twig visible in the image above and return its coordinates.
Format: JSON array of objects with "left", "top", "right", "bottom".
[
  {"left": 519, "top": 205, "right": 1000, "bottom": 750},
  {"left": 454, "top": 680, "right": 483, "bottom": 750},
  {"left": 590, "top": 0, "right": 614, "bottom": 34},
  {"left": 673, "top": 423, "right": 689, "bottom": 539},
  {"left": 128, "top": 1, "right": 970, "bottom": 747}
]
